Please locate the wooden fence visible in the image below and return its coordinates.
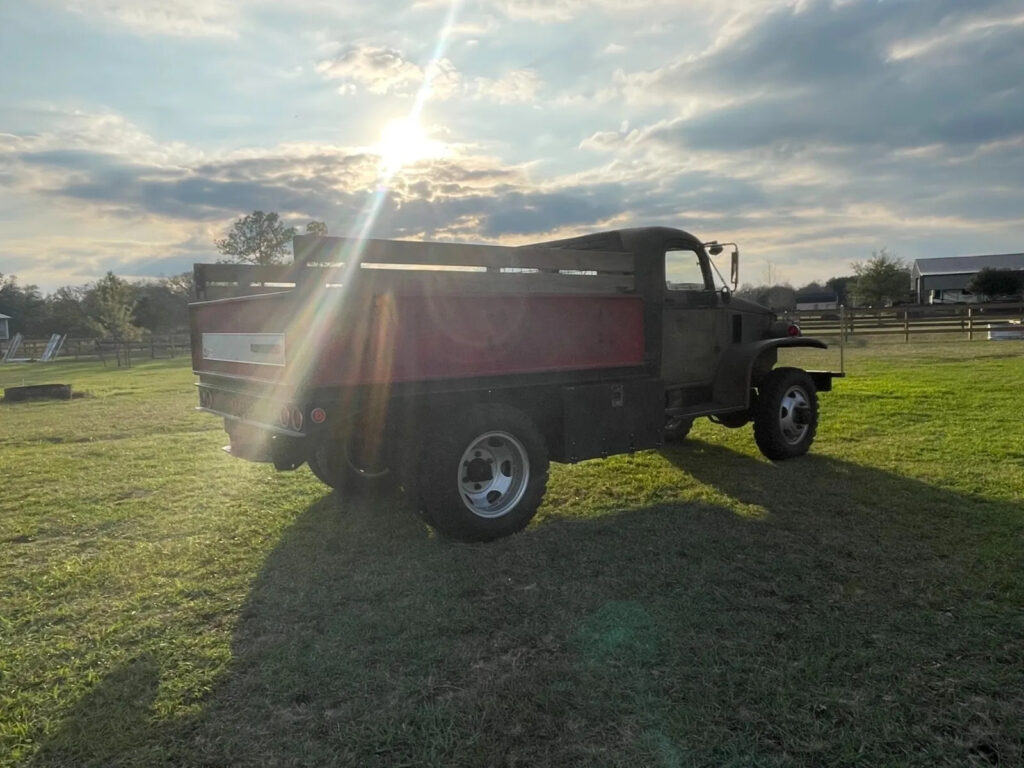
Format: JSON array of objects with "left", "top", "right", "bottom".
[
  {"left": 789, "top": 302, "right": 1024, "bottom": 342},
  {"left": 4, "top": 333, "right": 191, "bottom": 365},
  {"left": 4, "top": 302, "right": 1022, "bottom": 366}
]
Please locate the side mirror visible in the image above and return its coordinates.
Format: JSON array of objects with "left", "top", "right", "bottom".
[
  {"left": 730, "top": 248, "right": 739, "bottom": 289},
  {"left": 708, "top": 243, "right": 723, "bottom": 256}
]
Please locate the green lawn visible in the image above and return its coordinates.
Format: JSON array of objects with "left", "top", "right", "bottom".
[{"left": 1, "top": 342, "right": 1022, "bottom": 767}]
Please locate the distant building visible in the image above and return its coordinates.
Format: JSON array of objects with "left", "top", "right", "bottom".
[
  {"left": 0, "top": 313, "right": 9, "bottom": 341},
  {"left": 911, "top": 253, "right": 1024, "bottom": 304},
  {"left": 794, "top": 290, "right": 839, "bottom": 312}
]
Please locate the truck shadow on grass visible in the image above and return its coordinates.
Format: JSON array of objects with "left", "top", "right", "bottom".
[
  {"left": 35, "top": 444, "right": 1024, "bottom": 767},
  {"left": 27, "top": 656, "right": 161, "bottom": 767}
]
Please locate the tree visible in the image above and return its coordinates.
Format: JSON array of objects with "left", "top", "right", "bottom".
[
  {"left": 215, "top": 211, "right": 296, "bottom": 265},
  {"left": 967, "top": 268, "right": 1023, "bottom": 300},
  {"left": 825, "top": 275, "right": 856, "bottom": 306},
  {"left": 43, "top": 285, "right": 94, "bottom": 337},
  {"left": 306, "top": 220, "right": 328, "bottom": 236},
  {"left": 87, "top": 272, "right": 141, "bottom": 344},
  {"left": 0, "top": 273, "right": 47, "bottom": 336},
  {"left": 735, "top": 283, "right": 795, "bottom": 311},
  {"left": 797, "top": 281, "right": 826, "bottom": 294},
  {"left": 132, "top": 281, "right": 189, "bottom": 333},
  {"left": 165, "top": 271, "right": 196, "bottom": 301},
  {"left": 850, "top": 249, "right": 910, "bottom": 307}
]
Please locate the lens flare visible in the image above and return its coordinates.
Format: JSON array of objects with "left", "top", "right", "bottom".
[{"left": 275, "top": 0, "right": 463, "bottom": 454}]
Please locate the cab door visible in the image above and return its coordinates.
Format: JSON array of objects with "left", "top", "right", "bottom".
[{"left": 661, "top": 247, "right": 727, "bottom": 387}]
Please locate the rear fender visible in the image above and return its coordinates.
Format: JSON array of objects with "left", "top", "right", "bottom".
[{"left": 712, "top": 337, "right": 828, "bottom": 410}]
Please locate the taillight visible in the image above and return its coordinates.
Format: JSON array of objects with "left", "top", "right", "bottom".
[
  {"left": 787, "top": 323, "right": 801, "bottom": 337},
  {"left": 310, "top": 407, "right": 327, "bottom": 424},
  {"left": 289, "top": 406, "right": 304, "bottom": 432},
  {"left": 279, "top": 405, "right": 291, "bottom": 428}
]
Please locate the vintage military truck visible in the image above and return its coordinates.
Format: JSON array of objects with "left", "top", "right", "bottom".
[{"left": 190, "top": 227, "right": 839, "bottom": 540}]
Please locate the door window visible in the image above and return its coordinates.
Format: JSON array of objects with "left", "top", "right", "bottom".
[{"left": 665, "top": 249, "right": 708, "bottom": 291}]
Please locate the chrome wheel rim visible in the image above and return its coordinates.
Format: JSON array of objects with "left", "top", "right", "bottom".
[
  {"left": 778, "top": 385, "right": 811, "bottom": 445},
  {"left": 457, "top": 431, "right": 529, "bottom": 518}
]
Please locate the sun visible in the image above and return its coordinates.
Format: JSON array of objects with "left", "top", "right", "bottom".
[{"left": 375, "top": 118, "right": 444, "bottom": 173}]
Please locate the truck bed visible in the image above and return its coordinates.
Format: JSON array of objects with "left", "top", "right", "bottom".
[{"left": 190, "top": 236, "right": 647, "bottom": 392}]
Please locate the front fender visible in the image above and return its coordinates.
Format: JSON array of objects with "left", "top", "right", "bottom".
[{"left": 712, "top": 337, "right": 828, "bottom": 410}]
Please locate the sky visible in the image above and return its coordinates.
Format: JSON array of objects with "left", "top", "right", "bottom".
[{"left": 1, "top": 0, "right": 1023, "bottom": 293}]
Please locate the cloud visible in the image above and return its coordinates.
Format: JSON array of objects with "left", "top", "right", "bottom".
[
  {"left": 316, "top": 45, "right": 437, "bottom": 97},
  {"left": 6, "top": 0, "right": 1024, "bottom": 292},
  {"left": 469, "top": 69, "right": 541, "bottom": 104},
  {"left": 61, "top": 0, "right": 245, "bottom": 37},
  {"left": 570, "top": 0, "right": 1024, "bottom": 270},
  {"left": 617, "top": 0, "right": 1024, "bottom": 151},
  {"left": 316, "top": 43, "right": 541, "bottom": 103},
  {"left": 0, "top": 109, "right": 634, "bottom": 273},
  {"left": 11, "top": 105, "right": 1017, "bottom": 280},
  {"left": 493, "top": 0, "right": 681, "bottom": 23}
]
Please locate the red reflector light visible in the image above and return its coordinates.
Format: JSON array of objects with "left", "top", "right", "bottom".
[
  {"left": 310, "top": 407, "right": 327, "bottom": 424},
  {"left": 787, "top": 323, "right": 801, "bottom": 336}
]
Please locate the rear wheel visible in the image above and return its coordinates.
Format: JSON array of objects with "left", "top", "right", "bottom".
[
  {"left": 753, "top": 367, "right": 818, "bottom": 460},
  {"left": 308, "top": 432, "right": 389, "bottom": 495},
  {"left": 420, "top": 404, "right": 549, "bottom": 541}
]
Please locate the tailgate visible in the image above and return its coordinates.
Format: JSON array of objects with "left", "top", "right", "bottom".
[{"left": 190, "top": 291, "right": 294, "bottom": 382}]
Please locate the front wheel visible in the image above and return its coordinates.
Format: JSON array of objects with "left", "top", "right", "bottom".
[
  {"left": 753, "top": 367, "right": 818, "bottom": 460},
  {"left": 420, "top": 404, "right": 549, "bottom": 541}
]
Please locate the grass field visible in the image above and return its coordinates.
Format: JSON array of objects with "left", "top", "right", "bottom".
[{"left": 2, "top": 341, "right": 1023, "bottom": 767}]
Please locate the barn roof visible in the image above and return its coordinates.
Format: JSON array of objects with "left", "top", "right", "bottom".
[{"left": 912, "top": 253, "right": 1024, "bottom": 278}]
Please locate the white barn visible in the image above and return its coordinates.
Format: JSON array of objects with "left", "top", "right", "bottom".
[{"left": 911, "top": 253, "right": 1024, "bottom": 304}]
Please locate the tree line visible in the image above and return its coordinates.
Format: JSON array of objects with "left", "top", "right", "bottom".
[
  {"left": 736, "top": 249, "right": 905, "bottom": 311},
  {"left": 0, "top": 271, "right": 194, "bottom": 341},
  {"left": 6, "top": 212, "right": 1019, "bottom": 340},
  {"left": 1, "top": 212, "right": 327, "bottom": 341},
  {"left": 736, "top": 249, "right": 1023, "bottom": 311}
]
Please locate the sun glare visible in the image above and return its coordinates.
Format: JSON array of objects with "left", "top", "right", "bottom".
[{"left": 375, "top": 118, "right": 443, "bottom": 173}]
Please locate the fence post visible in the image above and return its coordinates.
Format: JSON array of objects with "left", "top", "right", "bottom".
[
  {"left": 904, "top": 309, "right": 909, "bottom": 342},
  {"left": 839, "top": 305, "right": 846, "bottom": 374}
]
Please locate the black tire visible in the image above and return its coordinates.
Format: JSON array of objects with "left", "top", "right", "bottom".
[
  {"left": 663, "top": 415, "right": 694, "bottom": 443},
  {"left": 307, "top": 435, "right": 389, "bottom": 496},
  {"left": 307, "top": 448, "right": 334, "bottom": 486},
  {"left": 753, "top": 367, "right": 818, "bottom": 460},
  {"left": 419, "top": 404, "right": 549, "bottom": 542}
]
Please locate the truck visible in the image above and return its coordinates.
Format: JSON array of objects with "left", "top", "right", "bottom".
[{"left": 190, "top": 226, "right": 840, "bottom": 541}]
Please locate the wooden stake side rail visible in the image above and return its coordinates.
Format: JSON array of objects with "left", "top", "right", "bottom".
[
  {"left": 291, "top": 235, "right": 635, "bottom": 272},
  {"left": 196, "top": 237, "right": 637, "bottom": 301}
]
